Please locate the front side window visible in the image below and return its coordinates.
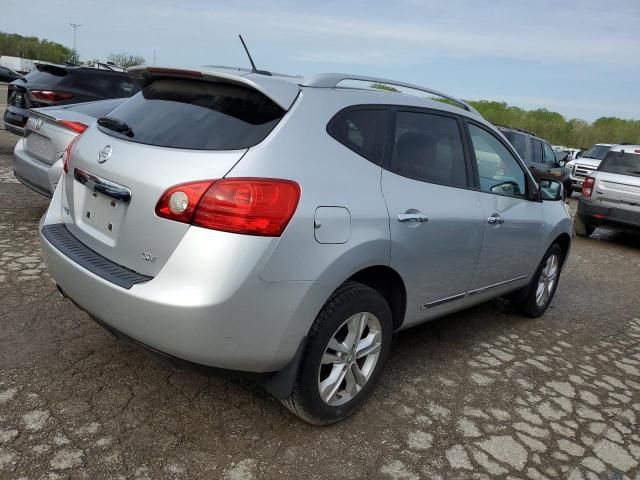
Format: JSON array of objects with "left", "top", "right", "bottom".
[
  {"left": 543, "top": 143, "right": 557, "bottom": 164},
  {"left": 392, "top": 111, "right": 467, "bottom": 188},
  {"left": 469, "top": 124, "right": 527, "bottom": 198},
  {"left": 327, "top": 108, "right": 388, "bottom": 164}
]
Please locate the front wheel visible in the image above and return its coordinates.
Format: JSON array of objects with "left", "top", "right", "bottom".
[
  {"left": 281, "top": 281, "right": 393, "bottom": 425},
  {"left": 510, "top": 244, "right": 564, "bottom": 318}
]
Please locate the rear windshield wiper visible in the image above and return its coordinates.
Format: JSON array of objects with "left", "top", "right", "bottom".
[{"left": 97, "top": 116, "right": 134, "bottom": 138}]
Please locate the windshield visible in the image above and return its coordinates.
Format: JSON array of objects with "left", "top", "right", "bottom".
[
  {"left": 598, "top": 150, "right": 640, "bottom": 178},
  {"left": 581, "top": 145, "right": 610, "bottom": 160}
]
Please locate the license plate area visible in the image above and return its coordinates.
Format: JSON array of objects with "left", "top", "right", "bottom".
[
  {"left": 77, "top": 184, "right": 127, "bottom": 246},
  {"left": 26, "top": 132, "right": 54, "bottom": 162}
]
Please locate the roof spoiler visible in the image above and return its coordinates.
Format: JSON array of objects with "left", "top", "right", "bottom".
[{"left": 127, "top": 66, "right": 300, "bottom": 110}]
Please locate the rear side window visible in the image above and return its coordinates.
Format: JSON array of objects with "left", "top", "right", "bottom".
[
  {"left": 532, "top": 139, "right": 543, "bottom": 163},
  {"left": 598, "top": 151, "right": 640, "bottom": 178},
  {"left": 327, "top": 108, "right": 388, "bottom": 164},
  {"left": 502, "top": 131, "right": 526, "bottom": 159},
  {"left": 98, "top": 78, "right": 285, "bottom": 150},
  {"left": 392, "top": 111, "right": 467, "bottom": 188}
]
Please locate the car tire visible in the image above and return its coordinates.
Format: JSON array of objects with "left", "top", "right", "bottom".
[
  {"left": 509, "top": 243, "right": 564, "bottom": 318},
  {"left": 574, "top": 216, "right": 595, "bottom": 237},
  {"left": 281, "top": 281, "right": 393, "bottom": 425}
]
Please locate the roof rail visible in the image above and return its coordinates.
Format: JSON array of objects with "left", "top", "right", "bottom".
[
  {"left": 303, "top": 73, "right": 479, "bottom": 115},
  {"left": 496, "top": 124, "right": 538, "bottom": 137}
]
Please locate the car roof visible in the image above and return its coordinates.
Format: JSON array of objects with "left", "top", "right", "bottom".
[
  {"left": 128, "top": 65, "right": 484, "bottom": 121},
  {"left": 610, "top": 144, "right": 640, "bottom": 152}
]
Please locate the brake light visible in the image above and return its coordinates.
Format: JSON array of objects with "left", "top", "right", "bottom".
[
  {"left": 31, "top": 90, "right": 73, "bottom": 103},
  {"left": 62, "top": 136, "right": 81, "bottom": 174},
  {"left": 58, "top": 120, "right": 88, "bottom": 133},
  {"left": 582, "top": 176, "right": 595, "bottom": 198},
  {"left": 156, "top": 178, "right": 301, "bottom": 237}
]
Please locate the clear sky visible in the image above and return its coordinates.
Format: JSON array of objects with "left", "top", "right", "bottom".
[{"left": 2, "top": 0, "right": 638, "bottom": 122}]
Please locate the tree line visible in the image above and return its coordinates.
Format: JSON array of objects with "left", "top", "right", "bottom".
[
  {"left": 468, "top": 101, "right": 640, "bottom": 149},
  {"left": 0, "top": 31, "right": 72, "bottom": 64}
]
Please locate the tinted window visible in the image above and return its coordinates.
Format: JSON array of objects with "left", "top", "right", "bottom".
[
  {"left": 532, "top": 139, "right": 543, "bottom": 163},
  {"left": 582, "top": 144, "right": 610, "bottom": 160},
  {"left": 598, "top": 151, "right": 640, "bottom": 178},
  {"left": 543, "top": 143, "right": 556, "bottom": 164},
  {"left": 24, "top": 66, "right": 138, "bottom": 98},
  {"left": 502, "top": 131, "right": 527, "bottom": 159},
  {"left": 99, "top": 78, "right": 285, "bottom": 150},
  {"left": 469, "top": 124, "right": 527, "bottom": 198},
  {"left": 327, "top": 109, "right": 388, "bottom": 164},
  {"left": 392, "top": 111, "right": 467, "bottom": 188}
]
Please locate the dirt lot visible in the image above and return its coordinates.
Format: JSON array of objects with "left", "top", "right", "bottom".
[{"left": 0, "top": 89, "right": 639, "bottom": 480}]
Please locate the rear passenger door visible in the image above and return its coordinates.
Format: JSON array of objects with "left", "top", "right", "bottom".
[
  {"left": 466, "top": 122, "right": 544, "bottom": 294},
  {"left": 381, "top": 109, "right": 485, "bottom": 326}
]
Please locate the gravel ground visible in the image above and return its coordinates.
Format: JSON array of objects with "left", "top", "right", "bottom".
[{"left": 0, "top": 90, "right": 639, "bottom": 479}]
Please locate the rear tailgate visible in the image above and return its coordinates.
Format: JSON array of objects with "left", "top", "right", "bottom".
[
  {"left": 25, "top": 111, "right": 76, "bottom": 165},
  {"left": 594, "top": 150, "right": 640, "bottom": 210},
  {"left": 59, "top": 70, "right": 297, "bottom": 277}
]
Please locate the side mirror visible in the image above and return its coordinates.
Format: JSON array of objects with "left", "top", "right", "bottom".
[
  {"left": 539, "top": 179, "right": 563, "bottom": 201},
  {"left": 558, "top": 160, "right": 567, "bottom": 167}
]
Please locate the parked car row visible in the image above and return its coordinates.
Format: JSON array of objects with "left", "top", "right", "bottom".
[
  {"left": 3, "top": 62, "right": 138, "bottom": 136},
  {"left": 498, "top": 126, "right": 572, "bottom": 198}
]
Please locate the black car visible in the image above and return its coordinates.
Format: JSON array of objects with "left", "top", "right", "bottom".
[
  {"left": 498, "top": 126, "right": 572, "bottom": 197},
  {"left": 0, "top": 65, "right": 22, "bottom": 83},
  {"left": 4, "top": 63, "right": 140, "bottom": 136}
]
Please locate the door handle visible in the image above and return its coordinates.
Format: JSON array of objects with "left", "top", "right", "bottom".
[
  {"left": 487, "top": 214, "right": 504, "bottom": 225},
  {"left": 398, "top": 213, "right": 429, "bottom": 223}
]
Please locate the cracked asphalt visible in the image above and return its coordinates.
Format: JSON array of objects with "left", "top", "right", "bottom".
[{"left": 1, "top": 83, "right": 640, "bottom": 480}]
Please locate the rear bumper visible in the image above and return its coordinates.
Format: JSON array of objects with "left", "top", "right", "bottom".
[
  {"left": 577, "top": 198, "right": 640, "bottom": 233},
  {"left": 13, "top": 138, "right": 56, "bottom": 197},
  {"left": 39, "top": 191, "right": 331, "bottom": 372}
]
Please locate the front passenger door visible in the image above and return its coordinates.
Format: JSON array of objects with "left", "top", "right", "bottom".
[{"left": 467, "top": 123, "right": 544, "bottom": 294}]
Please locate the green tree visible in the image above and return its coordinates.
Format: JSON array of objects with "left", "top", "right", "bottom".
[{"left": 0, "top": 31, "right": 71, "bottom": 64}]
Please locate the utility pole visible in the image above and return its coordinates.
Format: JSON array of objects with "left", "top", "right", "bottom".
[
  {"left": 153, "top": 49, "right": 156, "bottom": 65},
  {"left": 70, "top": 23, "right": 81, "bottom": 63}
]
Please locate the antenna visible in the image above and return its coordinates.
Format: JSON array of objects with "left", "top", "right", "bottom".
[{"left": 238, "top": 35, "right": 271, "bottom": 76}]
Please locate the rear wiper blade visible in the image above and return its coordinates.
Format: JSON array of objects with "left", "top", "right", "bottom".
[{"left": 97, "top": 116, "right": 134, "bottom": 138}]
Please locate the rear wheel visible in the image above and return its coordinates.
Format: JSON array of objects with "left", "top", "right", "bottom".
[
  {"left": 510, "top": 243, "right": 564, "bottom": 318},
  {"left": 574, "top": 216, "right": 595, "bottom": 237},
  {"left": 281, "top": 281, "right": 393, "bottom": 425}
]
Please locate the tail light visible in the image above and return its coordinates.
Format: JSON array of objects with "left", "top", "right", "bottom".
[
  {"left": 62, "top": 136, "right": 81, "bottom": 174},
  {"left": 58, "top": 120, "right": 88, "bottom": 134},
  {"left": 30, "top": 90, "right": 73, "bottom": 103},
  {"left": 582, "top": 176, "right": 595, "bottom": 198},
  {"left": 156, "top": 178, "right": 301, "bottom": 237}
]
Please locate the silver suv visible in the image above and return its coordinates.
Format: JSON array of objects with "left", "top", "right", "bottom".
[
  {"left": 576, "top": 145, "right": 640, "bottom": 236},
  {"left": 39, "top": 67, "right": 573, "bottom": 424}
]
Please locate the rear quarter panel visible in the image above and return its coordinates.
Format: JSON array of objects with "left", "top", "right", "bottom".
[{"left": 227, "top": 88, "right": 391, "bottom": 287}]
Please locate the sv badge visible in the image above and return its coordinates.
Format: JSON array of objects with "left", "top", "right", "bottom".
[{"left": 141, "top": 252, "right": 157, "bottom": 263}]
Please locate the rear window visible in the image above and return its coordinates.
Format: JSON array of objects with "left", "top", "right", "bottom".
[
  {"left": 63, "top": 99, "right": 125, "bottom": 118},
  {"left": 598, "top": 150, "right": 640, "bottom": 178},
  {"left": 24, "top": 66, "right": 138, "bottom": 98},
  {"left": 502, "top": 131, "right": 526, "bottom": 159},
  {"left": 98, "top": 78, "right": 285, "bottom": 150}
]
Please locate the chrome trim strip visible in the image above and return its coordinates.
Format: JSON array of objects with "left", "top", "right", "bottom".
[
  {"left": 73, "top": 167, "right": 131, "bottom": 203},
  {"left": 420, "top": 292, "right": 466, "bottom": 310},
  {"left": 468, "top": 275, "right": 528, "bottom": 296}
]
